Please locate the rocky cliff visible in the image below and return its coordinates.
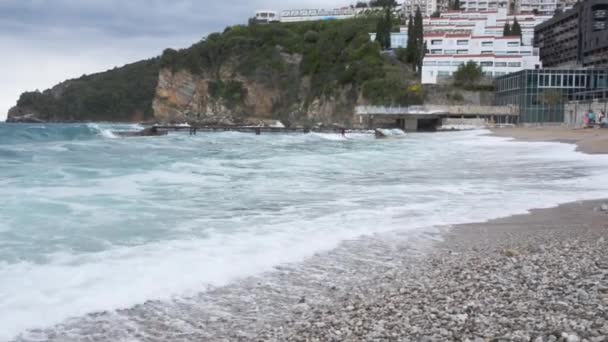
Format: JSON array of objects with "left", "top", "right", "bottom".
[
  {"left": 153, "top": 51, "right": 359, "bottom": 126},
  {"left": 7, "top": 19, "right": 422, "bottom": 125}
]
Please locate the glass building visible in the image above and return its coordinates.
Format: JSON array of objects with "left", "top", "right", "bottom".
[{"left": 494, "top": 69, "right": 608, "bottom": 123}]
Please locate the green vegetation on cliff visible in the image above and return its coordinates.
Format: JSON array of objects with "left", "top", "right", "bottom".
[
  {"left": 161, "top": 18, "right": 421, "bottom": 108},
  {"left": 11, "top": 17, "right": 424, "bottom": 123},
  {"left": 13, "top": 59, "right": 159, "bottom": 122}
]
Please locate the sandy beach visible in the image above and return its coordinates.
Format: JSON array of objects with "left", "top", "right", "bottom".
[{"left": 491, "top": 127, "right": 608, "bottom": 154}]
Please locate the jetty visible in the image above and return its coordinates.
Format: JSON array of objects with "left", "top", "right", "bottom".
[{"left": 355, "top": 105, "right": 519, "bottom": 131}]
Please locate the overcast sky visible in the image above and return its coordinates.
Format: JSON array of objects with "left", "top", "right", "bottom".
[{"left": 0, "top": 0, "right": 348, "bottom": 121}]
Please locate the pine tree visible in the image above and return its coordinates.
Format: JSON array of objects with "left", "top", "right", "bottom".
[
  {"left": 503, "top": 22, "right": 511, "bottom": 36},
  {"left": 406, "top": 14, "right": 415, "bottom": 66},
  {"left": 414, "top": 7, "right": 424, "bottom": 73},
  {"left": 511, "top": 17, "right": 522, "bottom": 42},
  {"left": 374, "top": 1, "right": 393, "bottom": 49}
]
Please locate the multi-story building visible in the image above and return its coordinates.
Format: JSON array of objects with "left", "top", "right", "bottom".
[
  {"left": 535, "top": 0, "right": 608, "bottom": 69},
  {"left": 279, "top": 8, "right": 357, "bottom": 22},
  {"left": 409, "top": 9, "right": 552, "bottom": 46},
  {"left": 254, "top": 10, "right": 280, "bottom": 24},
  {"left": 421, "top": 34, "right": 541, "bottom": 83},
  {"left": 517, "top": 0, "right": 559, "bottom": 15},
  {"left": 403, "top": 0, "right": 447, "bottom": 16},
  {"left": 495, "top": 69, "right": 608, "bottom": 123},
  {"left": 459, "top": 0, "right": 509, "bottom": 12}
]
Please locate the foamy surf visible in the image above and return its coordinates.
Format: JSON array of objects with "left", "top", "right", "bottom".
[{"left": 2, "top": 125, "right": 608, "bottom": 340}]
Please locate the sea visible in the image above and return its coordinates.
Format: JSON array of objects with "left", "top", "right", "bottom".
[{"left": 1, "top": 123, "right": 608, "bottom": 341}]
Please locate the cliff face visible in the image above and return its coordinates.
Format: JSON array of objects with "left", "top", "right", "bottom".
[{"left": 152, "top": 53, "right": 359, "bottom": 126}]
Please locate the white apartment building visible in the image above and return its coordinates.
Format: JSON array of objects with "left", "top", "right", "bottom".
[
  {"left": 420, "top": 34, "right": 541, "bottom": 83},
  {"left": 279, "top": 8, "right": 356, "bottom": 22},
  {"left": 411, "top": 9, "right": 552, "bottom": 45},
  {"left": 403, "top": 0, "right": 444, "bottom": 16},
  {"left": 459, "top": 0, "right": 509, "bottom": 12},
  {"left": 421, "top": 54, "right": 540, "bottom": 83},
  {"left": 517, "top": 0, "right": 558, "bottom": 15}
]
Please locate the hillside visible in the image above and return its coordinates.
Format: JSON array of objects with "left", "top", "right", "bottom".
[
  {"left": 7, "top": 59, "right": 160, "bottom": 123},
  {"left": 7, "top": 18, "right": 423, "bottom": 125}
]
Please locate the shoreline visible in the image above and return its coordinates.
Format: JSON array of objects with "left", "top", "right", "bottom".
[
  {"left": 490, "top": 126, "right": 608, "bottom": 155},
  {"left": 12, "top": 127, "right": 608, "bottom": 341},
  {"left": 29, "top": 199, "right": 608, "bottom": 341}
]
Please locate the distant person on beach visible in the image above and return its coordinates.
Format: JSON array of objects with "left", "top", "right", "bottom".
[
  {"left": 588, "top": 110, "right": 597, "bottom": 127},
  {"left": 341, "top": 128, "right": 346, "bottom": 137}
]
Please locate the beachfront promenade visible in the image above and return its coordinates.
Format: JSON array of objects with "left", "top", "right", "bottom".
[{"left": 355, "top": 105, "right": 519, "bottom": 131}]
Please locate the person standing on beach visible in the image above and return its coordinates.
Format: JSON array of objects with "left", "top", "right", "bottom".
[{"left": 588, "top": 110, "right": 597, "bottom": 127}]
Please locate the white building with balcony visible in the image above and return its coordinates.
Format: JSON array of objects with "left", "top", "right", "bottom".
[
  {"left": 459, "top": 0, "right": 509, "bottom": 12},
  {"left": 403, "top": 0, "right": 445, "bottom": 16},
  {"left": 279, "top": 8, "right": 356, "bottom": 22},
  {"left": 416, "top": 9, "right": 552, "bottom": 45},
  {"left": 254, "top": 10, "right": 280, "bottom": 24},
  {"left": 421, "top": 54, "right": 541, "bottom": 83},
  {"left": 517, "top": 0, "right": 558, "bottom": 15},
  {"left": 420, "top": 34, "right": 541, "bottom": 83}
]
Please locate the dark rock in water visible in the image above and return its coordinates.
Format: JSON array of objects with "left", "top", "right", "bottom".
[
  {"left": 375, "top": 129, "right": 388, "bottom": 139},
  {"left": 6, "top": 107, "right": 45, "bottom": 123},
  {"left": 114, "top": 127, "right": 168, "bottom": 137}
]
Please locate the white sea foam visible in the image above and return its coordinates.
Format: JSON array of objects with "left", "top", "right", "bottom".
[{"left": 2, "top": 128, "right": 608, "bottom": 340}]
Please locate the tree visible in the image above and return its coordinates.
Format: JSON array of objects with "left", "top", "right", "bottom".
[
  {"left": 355, "top": 1, "right": 368, "bottom": 8},
  {"left": 503, "top": 22, "right": 511, "bottom": 36},
  {"left": 431, "top": 11, "right": 441, "bottom": 18},
  {"left": 453, "top": 60, "right": 483, "bottom": 87},
  {"left": 375, "top": 6, "right": 393, "bottom": 49},
  {"left": 511, "top": 17, "right": 522, "bottom": 42},
  {"left": 413, "top": 7, "right": 424, "bottom": 73},
  {"left": 406, "top": 14, "right": 415, "bottom": 65}
]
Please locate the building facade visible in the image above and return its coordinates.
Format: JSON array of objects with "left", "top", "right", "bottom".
[
  {"left": 517, "top": 0, "right": 559, "bottom": 15},
  {"left": 254, "top": 10, "right": 280, "bottom": 24},
  {"left": 420, "top": 34, "right": 541, "bottom": 83},
  {"left": 422, "top": 54, "right": 539, "bottom": 83},
  {"left": 412, "top": 9, "right": 552, "bottom": 47},
  {"left": 403, "top": 0, "right": 446, "bottom": 16},
  {"left": 494, "top": 69, "right": 608, "bottom": 123},
  {"left": 279, "top": 8, "right": 356, "bottom": 22},
  {"left": 535, "top": 0, "right": 608, "bottom": 68},
  {"left": 458, "top": 0, "right": 509, "bottom": 12}
]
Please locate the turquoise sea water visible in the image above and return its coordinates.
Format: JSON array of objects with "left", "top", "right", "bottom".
[{"left": 1, "top": 123, "right": 608, "bottom": 340}]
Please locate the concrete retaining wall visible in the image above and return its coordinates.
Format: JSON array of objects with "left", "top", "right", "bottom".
[{"left": 564, "top": 101, "right": 608, "bottom": 127}]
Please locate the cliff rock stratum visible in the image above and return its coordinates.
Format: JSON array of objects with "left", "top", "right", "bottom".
[{"left": 7, "top": 19, "right": 425, "bottom": 126}]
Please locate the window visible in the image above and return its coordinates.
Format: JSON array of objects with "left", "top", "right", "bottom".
[
  {"left": 438, "top": 71, "right": 451, "bottom": 76},
  {"left": 457, "top": 40, "right": 469, "bottom": 45},
  {"left": 495, "top": 62, "right": 507, "bottom": 67},
  {"left": 507, "top": 51, "right": 519, "bottom": 54},
  {"left": 480, "top": 61, "right": 493, "bottom": 66},
  {"left": 481, "top": 51, "right": 493, "bottom": 54},
  {"left": 457, "top": 49, "right": 468, "bottom": 54},
  {"left": 481, "top": 41, "right": 493, "bottom": 47},
  {"left": 520, "top": 51, "right": 531, "bottom": 55},
  {"left": 431, "top": 49, "right": 443, "bottom": 54},
  {"left": 507, "top": 41, "right": 520, "bottom": 47},
  {"left": 495, "top": 72, "right": 506, "bottom": 76},
  {"left": 438, "top": 61, "right": 452, "bottom": 66},
  {"left": 431, "top": 39, "right": 443, "bottom": 45},
  {"left": 452, "top": 61, "right": 464, "bottom": 66},
  {"left": 508, "top": 62, "right": 522, "bottom": 67},
  {"left": 423, "top": 61, "right": 437, "bottom": 66}
]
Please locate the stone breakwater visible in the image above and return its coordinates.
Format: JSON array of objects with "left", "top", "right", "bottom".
[{"left": 257, "top": 201, "right": 608, "bottom": 342}]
